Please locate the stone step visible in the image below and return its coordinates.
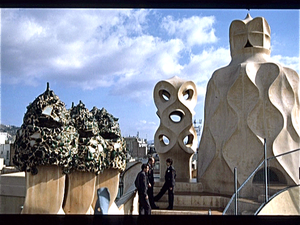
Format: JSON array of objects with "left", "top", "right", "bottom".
[
  {"left": 153, "top": 192, "right": 230, "bottom": 209},
  {"left": 241, "top": 210, "right": 256, "bottom": 215},
  {"left": 252, "top": 183, "right": 288, "bottom": 197},
  {"left": 155, "top": 201, "right": 222, "bottom": 211},
  {"left": 153, "top": 179, "right": 203, "bottom": 192},
  {"left": 155, "top": 201, "right": 169, "bottom": 209},
  {"left": 151, "top": 206, "right": 223, "bottom": 215},
  {"left": 258, "top": 194, "right": 267, "bottom": 203},
  {"left": 224, "top": 197, "right": 261, "bottom": 215},
  {"left": 257, "top": 191, "right": 287, "bottom": 204}
]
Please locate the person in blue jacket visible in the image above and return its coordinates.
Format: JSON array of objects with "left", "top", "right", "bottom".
[{"left": 154, "top": 158, "right": 176, "bottom": 210}]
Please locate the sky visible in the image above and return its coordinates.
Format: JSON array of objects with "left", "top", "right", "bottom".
[{"left": 1, "top": 9, "right": 299, "bottom": 141}]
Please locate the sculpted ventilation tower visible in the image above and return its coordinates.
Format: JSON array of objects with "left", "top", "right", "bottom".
[
  {"left": 154, "top": 76, "right": 198, "bottom": 180},
  {"left": 13, "top": 83, "right": 127, "bottom": 214},
  {"left": 197, "top": 14, "right": 300, "bottom": 196}
]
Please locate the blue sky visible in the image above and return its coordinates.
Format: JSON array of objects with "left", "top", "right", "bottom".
[{"left": 1, "top": 9, "right": 299, "bottom": 140}]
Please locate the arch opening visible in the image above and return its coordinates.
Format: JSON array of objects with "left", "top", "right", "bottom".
[
  {"left": 253, "top": 167, "right": 287, "bottom": 184},
  {"left": 183, "top": 89, "right": 194, "bottom": 100},
  {"left": 159, "top": 134, "right": 170, "bottom": 146},
  {"left": 159, "top": 90, "right": 170, "bottom": 102},
  {"left": 169, "top": 110, "right": 184, "bottom": 123},
  {"left": 183, "top": 134, "right": 194, "bottom": 147}
]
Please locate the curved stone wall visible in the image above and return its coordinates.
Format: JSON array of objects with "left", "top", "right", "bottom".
[{"left": 198, "top": 14, "right": 300, "bottom": 196}]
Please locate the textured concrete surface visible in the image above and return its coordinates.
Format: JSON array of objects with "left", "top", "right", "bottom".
[
  {"left": 198, "top": 14, "right": 300, "bottom": 197},
  {"left": 258, "top": 186, "right": 300, "bottom": 215},
  {"left": 92, "top": 168, "right": 120, "bottom": 212},
  {"left": 22, "top": 166, "right": 66, "bottom": 214},
  {"left": 154, "top": 76, "right": 198, "bottom": 180},
  {"left": 0, "top": 172, "right": 25, "bottom": 214}
]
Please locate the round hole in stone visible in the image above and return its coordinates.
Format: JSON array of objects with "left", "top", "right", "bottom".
[
  {"left": 169, "top": 110, "right": 184, "bottom": 123},
  {"left": 183, "top": 134, "right": 193, "bottom": 147},
  {"left": 183, "top": 89, "right": 194, "bottom": 100},
  {"left": 159, "top": 90, "right": 170, "bottom": 101},
  {"left": 159, "top": 134, "right": 170, "bottom": 146}
]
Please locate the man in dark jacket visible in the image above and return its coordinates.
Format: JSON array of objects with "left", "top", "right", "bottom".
[
  {"left": 147, "top": 157, "right": 159, "bottom": 209},
  {"left": 154, "top": 158, "right": 176, "bottom": 210},
  {"left": 136, "top": 163, "right": 151, "bottom": 215}
]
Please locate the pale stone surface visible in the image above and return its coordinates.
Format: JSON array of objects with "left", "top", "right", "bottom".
[
  {"left": 0, "top": 172, "right": 25, "bottom": 213},
  {"left": 0, "top": 196, "right": 25, "bottom": 214},
  {"left": 191, "top": 183, "right": 203, "bottom": 192},
  {"left": 123, "top": 191, "right": 139, "bottom": 215},
  {"left": 0, "top": 172, "right": 26, "bottom": 197},
  {"left": 21, "top": 166, "right": 65, "bottom": 214},
  {"left": 63, "top": 171, "right": 96, "bottom": 214},
  {"left": 154, "top": 76, "right": 198, "bottom": 180},
  {"left": 122, "top": 162, "right": 141, "bottom": 194},
  {"left": 175, "top": 195, "right": 192, "bottom": 206},
  {"left": 258, "top": 186, "right": 300, "bottom": 215},
  {"left": 107, "top": 201, "right": 123, "bottom": 214},
  {"left": 198, "top": 14, "right": 300, "bottom": 197},
  {"left": 92, "top": 168, "right": 120, "bottom": 213},
  {"left": 114, "top": 162, "right": 142, "bottom": 215}
]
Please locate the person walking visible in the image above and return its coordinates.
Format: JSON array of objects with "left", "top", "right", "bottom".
[
  {"left": 147, "top": 157, "right": 159, "bottom": 209},
  {"left": 135, "top": 163, "right": 151, "bottom": 215},
  {"left": 154, "top": 158, "right": 176, "bottom": 210}
]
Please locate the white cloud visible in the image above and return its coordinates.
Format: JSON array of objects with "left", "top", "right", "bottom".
[
  {"left": 270, "top": 55, "right": 299, "bottom": 73},
  {"left": 161, "top": 15, "right": 218, "bottom": 47},
  {"left": 140, "top": 120, "right": 147, "bottom": 124},
  {"left": 182, "top": 47, "right": 231, "bottom": 97},
  {"left": 120, "top": 116, "right": 159, "bottom": 139},
  {"left": 1, "top": 9, "right": 228, "bottom": 106},
  {"left": 134, "top": 119, "right": 159, "bottom": 139},
  {"left": 2, "top": 9, "right": 151, "bottom": 86}
]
